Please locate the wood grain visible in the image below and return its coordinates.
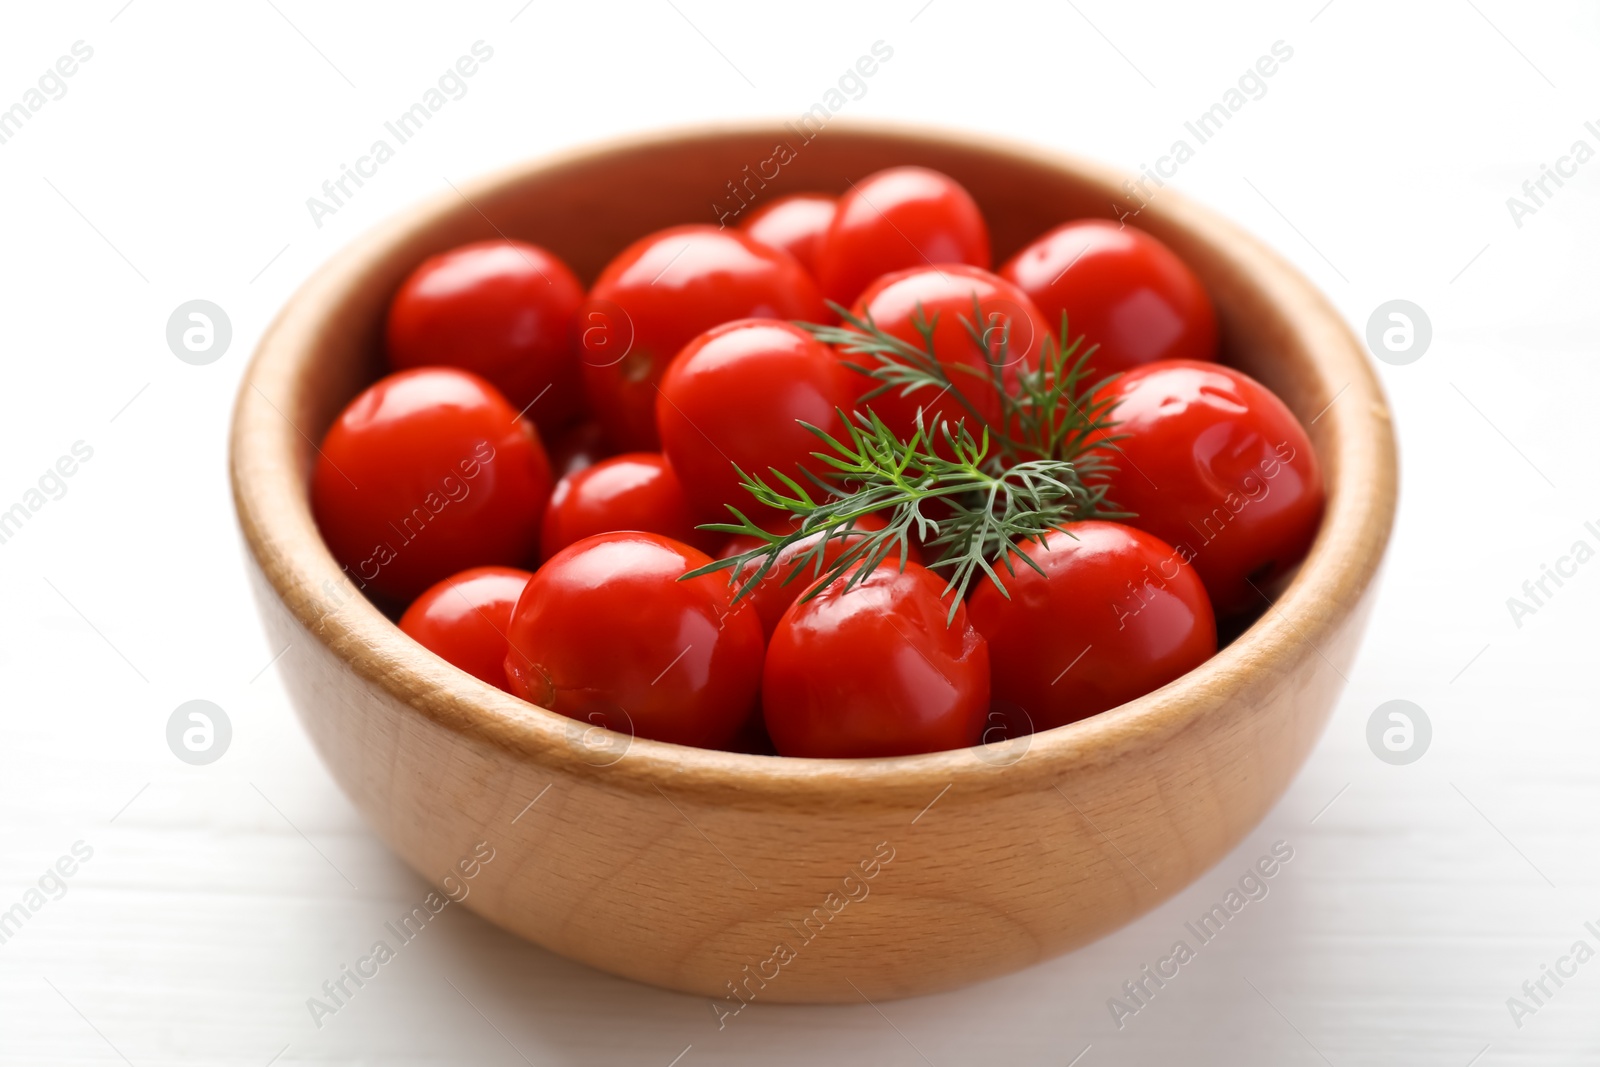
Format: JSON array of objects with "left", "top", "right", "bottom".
[{"left": 227, "top": 121, "right": 1397, "bottom": 1003}]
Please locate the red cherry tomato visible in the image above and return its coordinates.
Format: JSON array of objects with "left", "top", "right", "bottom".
[
  {"left": 386, "top": 240, "right": 587, "bottom": 432},
  {"left": 762, "top": 560, "right": 989, "bottom": 758},
  {"left": 399, "top": 566, "right": 532, "bottom": 690},
  {"left": 999, "top": 220, "right": 1217, "bottom": 377},
  {"left": 967, "top": 522, "right": 1216, "bottom": 732},
  {"left": 310, "top": 368, "right": 553, "bottom": 604},
  {"left": 846, "top": 264, "right": 1053, "bottom": 448},
  {"left": 720, "top": 514, "right": 921, "bottom": 637},
  {"left": 1093, "top": 361, "right": 1324, "bottom": 615},
  {"left": 580, "top": 225, "right": 827, "bottom": 451},
  {"left": 815, "top": 166, "right": 991, "bottom": 307},
  {"left": 740, "top": 193, "right": 836, "bottom": 276},
  {"left": 547, "top": 420, "right": 611, "bottom": 479},
  {"left": 503, "top": 532, "right": 764, "bottom": 748},
  {"left": 540, "top": 453, "right": 715, "bottom": 559},
  {"left": 656, "top": 319, "right": 853, "bottom": 524}
]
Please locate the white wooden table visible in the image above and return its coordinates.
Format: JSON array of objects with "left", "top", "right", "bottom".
[{"left": 2, "top": 1, "right": 1597, "bottom": 1062}]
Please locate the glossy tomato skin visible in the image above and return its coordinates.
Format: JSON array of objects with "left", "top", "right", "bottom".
[
  {"left": 720, "top": 514, "right": 921, "bottom": 637},
  {"left": 1094, "top": 360, "right": 1324, "bottom": 615},
  {"left": 815, "top": 166, "right": 991, "bottom": 307},
  {"left": 540, "top": 453, "right": 715, "bottom": 559},
  {"left": 503, "top": 532, "right": 763, "bottom": 748},
  {"left": 656, "top": 319, "right": 853, "bottom": 524},
  {"left": 580, "top": 225, "right": 827, "bottom": 452},
  {"left": 968, "top": 522, "right": 1216, "bottom": 732},
  {"left": 762, "top": 560, "right": 990, "bottom": 758},
  {"left": 739, "top": 193, "right": 836, "bottom": 275},
  {"left": 846, "top": 264, "right": 1053, "bottom": 447},
  {"left": 999, "top": 220, "right": 1217, "bottom": 377},
  {"left": 311, "top": 368, "right": 553, "bottom": 604},
  {"left": 398, "top": 566, "right": 532, "bottom": 691},
  {"left": 386, "top": 240, "right": 587, "bottom": 432}
]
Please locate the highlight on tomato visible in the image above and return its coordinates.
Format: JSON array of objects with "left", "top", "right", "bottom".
[
  {"left": 1000, "top": 220, "right": 1217, "bottom": 377},
  {"left": 968, "top": 522, "right": 1216, "bottom": 732},
  {"left": 387, "top": 239, "right": 587, "bottom": 433},
  {"left": 503, "top": 532, "right": 764, "bottom": 749},
  {"left": 310, "top": 367, "right": 553, "bottom": 604},
  {"left": 814, "top": 166, "right": 991, "bottom": 307},
  {"left": 1089, "top": 360, "right": 1324, "bottom": 616},
  {"left": 762, "top": 560, "right": 990, "bottom": 759},
  {"left": 832, "top": 263, "right": 1053, "bottom": 448},
  {"left": 540, "top": 452, "right": 714, "bottom": 560},
  {"left": 740, "top": 193, "right": 836, "bottom": 276},
  {"left": 579, "top": 225, "right": 826, "bottom": 451},
  {"left": 656, "top": 318, "right": 853, "bottom": 526},
  {"left": 399, "top": 565, "right": 533, "bottom": 691},
  {"left": 719, "top": 514, "right": 919, "bottom": 638}
]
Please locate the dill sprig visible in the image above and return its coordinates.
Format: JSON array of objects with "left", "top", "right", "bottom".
[
  {"left": 683, "top": 410, "right": 1100, "bottom": 623},
  {"left": 684, "top": 299, "right": 1128, "bottom": 620},
  {"left": 808, "top": 299, "right": 1122, "bottom": 473}
]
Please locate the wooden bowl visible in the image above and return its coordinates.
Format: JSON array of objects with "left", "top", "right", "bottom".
[{"left": 230, "top": 121, "right": 1396, "bottom": 1004}]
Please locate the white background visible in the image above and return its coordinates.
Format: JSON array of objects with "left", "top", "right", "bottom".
[{"left": 1, "top": 1, "right": 1598, "bottom": 1063}]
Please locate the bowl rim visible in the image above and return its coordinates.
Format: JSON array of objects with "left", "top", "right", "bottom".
[{"left": 229, "top": 118, "right": 1397, "bottom": 804}]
